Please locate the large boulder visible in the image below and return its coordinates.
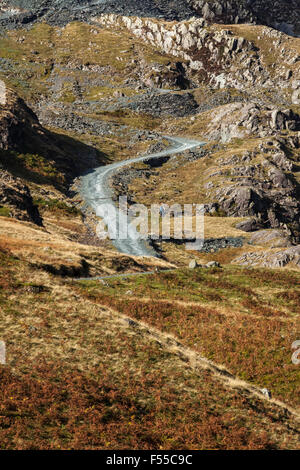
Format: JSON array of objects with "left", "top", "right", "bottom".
[
  {"left": 206, "top": 261, "right": 221, "bottom": 268},
  {"left": 221, "top": 187, "right": 265, "bottom": 218}
]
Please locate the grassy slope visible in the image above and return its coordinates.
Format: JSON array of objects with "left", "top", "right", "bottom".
[{"left": 0, "top": 22, "right": 175, "bottom": 99}]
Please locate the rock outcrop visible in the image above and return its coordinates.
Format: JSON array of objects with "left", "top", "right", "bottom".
[
  {"left": 204, "top": 136, "right": 300, "bottom": 239},
  {"left": 0, "top": 81, "right": 103, "bottom": 183},
  {"left": 204, "top": 102, "right": 300, "bottom": 143},
  {"left": 0, "top": 82, "right": 45, "bottom": 152},
  {"left": 249, "top": 229, "right": 292, "bottom": 248},
  {"left": 233, "top": 245, "right": 300, "bottom": 268},
  {"left": 95, "top": 14, "right": 299, "bottom": 92}
]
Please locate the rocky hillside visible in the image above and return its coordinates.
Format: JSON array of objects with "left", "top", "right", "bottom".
[
  {"left": 0, "top": 78, "right": 107, "bottom": 228},
  {"left": 0, "top": 79, "right": 107, "bottom": 181}
]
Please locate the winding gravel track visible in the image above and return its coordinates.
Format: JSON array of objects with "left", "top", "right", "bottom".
[{"left": 80, "top": 136, "right": 203, "bottom": 257}]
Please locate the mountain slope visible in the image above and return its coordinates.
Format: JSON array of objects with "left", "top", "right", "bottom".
[
  {"left": 0, "top": 243, "right": 299, "bottom": 449},
  {"left": 190, "top": 0, "right": 300, "bottom": 37}
]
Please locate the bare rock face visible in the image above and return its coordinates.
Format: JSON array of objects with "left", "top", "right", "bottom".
[
  {"left": 210, "top": 179, "right": 300, "bottom": 235},
  {"left": 271, "top": 109, "right": 300, "bottom": 131},
  {"left": 0, "top": 84, "right": 44, "bottom": 152},
  {"left": 189, "top": 0, "right": 300, "bottom": 37},
  {"left": 0, "top": 170, "right": 42, "bottom": 225},
  {"left": 1, "top": 1, "right": 299, "bottom": 36},
  {"left": 189, "top": 0, "right": 257, "bottom": 24},
  {"left": 219, "top": 187, "right": 266, "bottom": 218}
]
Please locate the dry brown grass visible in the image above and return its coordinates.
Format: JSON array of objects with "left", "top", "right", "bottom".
[
  {"left": 0, "top": 194, "right": 299, "bottom": 449},
  {"left": 0, "top": 217, "right": 172, "bottom": 277}
]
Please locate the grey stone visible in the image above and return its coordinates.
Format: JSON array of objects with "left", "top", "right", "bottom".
[{"left": 250, "top": 230, "right": 292, "bottom": 248}]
